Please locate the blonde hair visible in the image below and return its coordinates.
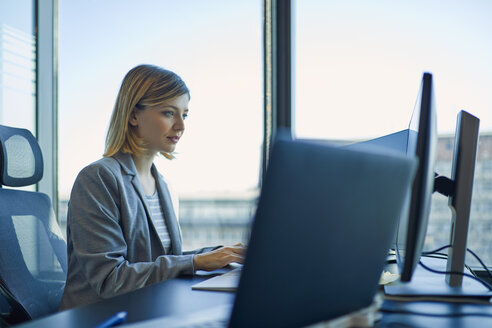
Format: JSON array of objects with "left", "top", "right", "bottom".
[{"left": 104, "top": 64, "right": 189, "bottom": 159}]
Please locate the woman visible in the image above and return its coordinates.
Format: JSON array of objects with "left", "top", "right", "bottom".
[{"left": 60, "top": 64, "right": 245, "bottom": 310}]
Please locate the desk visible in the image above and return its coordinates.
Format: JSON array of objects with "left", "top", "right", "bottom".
[
  {"left": 378, "top": 299, "right": 492, "bottom": 327},
  {"left": 16, "top": 272, "right": 233, "bottom": 328},
  {"left": 15, "top": 272, "right": 492, "bottom": 328},
  {"left": 377, "top": 259, "right": 492, "bottom": 327}
]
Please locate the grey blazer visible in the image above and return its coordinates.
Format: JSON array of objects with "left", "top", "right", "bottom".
[{"left": 60, "top": 152, "right": 214, "bottom": 310}]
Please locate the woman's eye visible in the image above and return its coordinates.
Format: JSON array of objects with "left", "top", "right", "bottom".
[
  {"left": 183, "top": 113, "right": 188, "bottom": 120},
  {"left": 163, "top": 111, "right": 174, "bottom": 117}
]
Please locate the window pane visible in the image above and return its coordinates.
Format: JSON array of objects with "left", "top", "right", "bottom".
[
  {"left": 58, "top": 0, "right": 262, "bottom": 249},
  {"left": 0, "top": 0, "right": 36, "bottom": 132},
  {"left": 295, "top": 1, "right": 492, "bottom": 266}
]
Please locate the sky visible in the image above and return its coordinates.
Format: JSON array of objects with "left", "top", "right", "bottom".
[
  {"left": 0, "top": 1, "right": 32, "bottom": 31},
  {"left": 295, "top": 0, "right": 492, "bottom": 140},
  {"left": 0, "top": 0, "right": 36, "bottom": 132},
  {"left": 57, "top": 0, "right": 492, "bottom": 198}
]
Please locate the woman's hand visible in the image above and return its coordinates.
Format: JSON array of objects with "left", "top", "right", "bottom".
[{"left": 193, "top": 243, "right": 246, "bottom": 271}]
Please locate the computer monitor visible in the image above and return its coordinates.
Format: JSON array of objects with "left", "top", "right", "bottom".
[
  {"left": 348, "top": 73, "right": 484, "bottom": 294},
  {"left": 389, "top": 109, "right": 482, "bottom": 295},
  {"left": 394, "top": 75, "right": 481, "bottom": 289},
  {"left": 442, "top": 110, "right": 480, "bottom": 286},
  {"left": 395, "top": 72, "right": 438, "bottom": 282},
  {"left": 341, "top": 72, "right": 437, "bottom": 281},
  {"left": 336, "top": 71, "right": 484, "bottom": 293}
]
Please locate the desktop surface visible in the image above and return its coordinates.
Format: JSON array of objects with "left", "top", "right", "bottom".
[
  {"left": 385, "top": 257, "right": 492, "bottom": 298},
  {"left": 13, "top": 270, "right": 492, "bottom": 328},
  {"left": 16, "top": 273, "right": 234, "bottom": 328},
  {"left": 378, "top": 299, "right": 492, "bottom": 328}
]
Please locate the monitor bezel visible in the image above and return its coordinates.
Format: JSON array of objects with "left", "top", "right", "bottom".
[{"left": 396, "top": 72, "right": 438, "bottom": 282}]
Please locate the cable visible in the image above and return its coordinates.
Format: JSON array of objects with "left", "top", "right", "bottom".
[
  {"left": 418, "top": 260, "right": 492, "bottom": 291},
  {"left": 422, "top": 245, "right": 492, "bottom": 280},
  {"left": 422, "top": 244, "right": 452, "bottom": 255},
  {"left": 466, "top": 248, "right": 492, "bottom": 281},
  {"left": 421, "top": 245, "right": 475, "bottom": 278}
]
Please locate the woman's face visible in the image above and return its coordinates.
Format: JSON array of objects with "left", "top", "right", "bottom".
[{"left": 130, "top": 93, "right": 189, "bottom": 155}]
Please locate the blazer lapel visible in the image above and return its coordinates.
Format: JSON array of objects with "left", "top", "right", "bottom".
[
  {"left": 113, "top": 152, "right": 166, "bottom": 254},
  {"left": 153, "top": 165, "right": 182, "bottom": 255}
]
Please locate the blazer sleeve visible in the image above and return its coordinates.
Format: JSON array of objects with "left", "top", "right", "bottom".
[
  {"left": 183, "top": 246, "right": 222, "bottom": 255},
  {"left": 67, "top": 162, "right": 194, "bottom": 300}
]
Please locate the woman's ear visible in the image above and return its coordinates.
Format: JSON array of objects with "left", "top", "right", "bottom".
[{"left": 128, "top": 109, "right": 138, "bottom": 127}]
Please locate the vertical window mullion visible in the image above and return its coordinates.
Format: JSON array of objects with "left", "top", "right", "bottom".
[
  {"left": 36, "top": 0, "right": 58, "bottom": 216},
  {"left": 262, "top": 0, "right": 293, "bottom": 182}
]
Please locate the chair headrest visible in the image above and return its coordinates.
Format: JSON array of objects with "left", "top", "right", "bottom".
[{"left": 0, "top": 125, "right": 43, "bottom": 187}]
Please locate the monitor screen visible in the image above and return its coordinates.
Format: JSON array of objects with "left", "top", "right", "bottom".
[{"left": 396, "top": 72, "right": 438, "bottom": 282}]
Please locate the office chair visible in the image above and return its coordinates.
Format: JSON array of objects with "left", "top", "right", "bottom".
[{"left": 0, "top": 125, "right": 67, "bottom": 325}]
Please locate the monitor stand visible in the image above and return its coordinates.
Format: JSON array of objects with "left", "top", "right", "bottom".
[{"left": 384, "top": 257, "right": 492, "bottom": 300}]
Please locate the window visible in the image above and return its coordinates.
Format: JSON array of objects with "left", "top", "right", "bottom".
[
  {"left": 0, "top": 0, "right": 36, "bottom": 132},
  {"left": 480, "top": 155, "right": 492, "bottom": 176},
  {"left": 295, "top": 1, "right": 492, "bottom": 265},
  {"left": 58, "top": 1, "right": 262, "bottom": 249}
]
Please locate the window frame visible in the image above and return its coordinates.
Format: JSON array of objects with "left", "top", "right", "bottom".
[{"left": 36, "top": 0, "right": 58, "bottom": 215}]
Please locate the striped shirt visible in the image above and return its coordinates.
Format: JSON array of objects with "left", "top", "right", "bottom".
[{"left": 144, "top": 191, "right": 172, "bottom": 253}]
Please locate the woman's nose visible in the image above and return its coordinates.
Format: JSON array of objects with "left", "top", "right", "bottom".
[{"left": 174, "top": 116, "right": 185, "bottom": 131}]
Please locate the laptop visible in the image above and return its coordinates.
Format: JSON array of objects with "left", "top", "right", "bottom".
[
  {"left": 192, "top": 266, "right": 242, "bottom": 292},
  {"left": 123, "top": 138, "right": 416, "bottom": 328}
]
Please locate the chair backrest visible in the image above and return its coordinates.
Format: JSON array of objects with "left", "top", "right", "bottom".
[{"left": 0, "top": 125, "right": 67, "bottom": 325}]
